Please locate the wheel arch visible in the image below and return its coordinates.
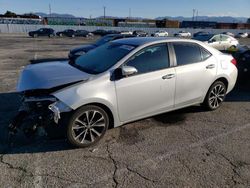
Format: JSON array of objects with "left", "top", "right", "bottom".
[
  {"left": 202, "top": 76, "right": 229, "bottom": 103},
  {"left": 82, "top": 102, "right": 115, "bottom": 129}
]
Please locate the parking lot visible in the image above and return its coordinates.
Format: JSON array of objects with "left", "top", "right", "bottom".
[{"left": 0, "top": 34, "right": 250, "bottom": 187}]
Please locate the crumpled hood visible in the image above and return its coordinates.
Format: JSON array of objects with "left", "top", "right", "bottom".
[
  {"left": 70, "top": 44, "right": 97, "bottom": 53},
  {"left": 17, "top": 61, "right": 90, "bottom": 92}
]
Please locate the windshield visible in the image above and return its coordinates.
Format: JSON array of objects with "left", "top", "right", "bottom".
[
  {"left": 95, "top": 36, "right": 114, "bottom": 46},
  {"left": 193, "top": 34, "right": 214, "bottom": 41},
  {"left": 74, "top": 42, "right": 136, "bottom": 74}
]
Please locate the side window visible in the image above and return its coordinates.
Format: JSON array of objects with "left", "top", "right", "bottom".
[
  {"left": 125, "top": 44, "right": 169, "bottom": 74},
  {"left": 173, "top": 43, "right": 202, "bottom": 66},
  {"left": 221, "top": 35, "right": 229, "bottom": 41},
  {"left": 200, "top": 47, "right": 212, "bottom": 61},
  {"left": 212, "top": 35, "right": 221, "bottom": 42}
]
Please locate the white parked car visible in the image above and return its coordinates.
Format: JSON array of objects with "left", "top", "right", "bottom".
[
  {"left": 221, "top": 32, "right": 235, "bottom": 37},
  {"left": 174, "top": 31, "right": 191, "bottom": 37},
  {"left": 11, "top": 37, "right": 238, "bottom": 148},
  {"left": 193, "top": 34, "right": 239, "bottom": 51},
  {"left": 153, "top": 30, "right": 169, "bottom": 37},
  {"left": 235, "top": 32, "right": 248, "bottom": 38},
  {"left": 120, "top": 31, "right": 133, "bottom": 35}
]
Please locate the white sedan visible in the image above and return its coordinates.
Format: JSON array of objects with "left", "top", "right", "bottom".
[
  {"left": 153, "top": 30, "right": 168, "bottom": 37},
  {"left": 235, "top": 32, "right": 248, "bottom": 38},
  {"left": 174, "top": 31, "right": 191, "bottom": 37}
]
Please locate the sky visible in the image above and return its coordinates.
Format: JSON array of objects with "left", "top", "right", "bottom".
[{"left": 0, "top": 0, "right": 249, "bottom": 18}]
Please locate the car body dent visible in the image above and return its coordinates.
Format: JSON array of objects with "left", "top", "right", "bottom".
[{"left": 52, "top": 73, "right": 121, "bottom": 127}]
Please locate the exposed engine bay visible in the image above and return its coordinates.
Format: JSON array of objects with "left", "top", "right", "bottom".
[{"left": 8, "top": 89, "right": 72, "bottom": 139}]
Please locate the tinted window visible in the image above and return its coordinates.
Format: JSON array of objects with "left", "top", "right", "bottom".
[
  {"left": 173, "top": 43, "right": 202, "bottom": 65},
  {"left": 75, "top": 42, "right": 136, "bottom": 74},
  {"left": 126, "top": 44, "right": 169, "bottom": 74}
]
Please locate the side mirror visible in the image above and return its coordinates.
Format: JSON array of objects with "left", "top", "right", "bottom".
[{"left": 122, "top": 66, "right": 138, "bottom": 76}]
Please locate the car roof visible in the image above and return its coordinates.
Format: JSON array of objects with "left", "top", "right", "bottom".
[{"left": 112, "top": 37, "right": 189, "bottom": 46}]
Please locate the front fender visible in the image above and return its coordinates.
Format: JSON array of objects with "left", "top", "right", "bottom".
[{"left": 52, "top": 79, "right": 121, "bottom": 128}]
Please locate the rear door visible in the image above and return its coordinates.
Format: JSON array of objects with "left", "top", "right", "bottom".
[{"left": 171, "top": 42, "right": 217, "bottom": 107}]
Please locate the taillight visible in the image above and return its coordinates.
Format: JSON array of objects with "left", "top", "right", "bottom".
[{"left": 231, "top": 58, "right": 237, "bottom": 66}]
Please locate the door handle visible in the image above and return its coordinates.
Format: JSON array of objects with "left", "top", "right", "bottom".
[
  {"left": 162, "top": 74, "right": 175, "bottom": 80},
  {"left": 206, "top": 64, "right": 215, "bottom": 69}
]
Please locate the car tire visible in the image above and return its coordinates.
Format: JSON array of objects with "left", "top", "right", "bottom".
[
  {"left": 203, "top": 81, "right": 227, "bottom": 111},
  {"left": 49, "top": 34, "right": 53, "bottom": 38},
  {"left": 33, "top": 34, "right": 38, "bottom": 38},
  {"left": 59, "top": 33, "right": 63, "bottom": 37},
  {"left": 71, "top": 34, "right": 75, "bottom": 38},
  {"left": 67, "top": 105, "right": 109, "bottom": 148}
]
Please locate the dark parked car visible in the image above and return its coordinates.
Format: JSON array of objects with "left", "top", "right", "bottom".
[
  {"left": 74, "top": 30, "right": 92, "bottom": 37},
  {"left": 68, "top": 34, "right": 136, "bottom": 61},
  {"left": 133, "top": 30, "right": 148, "bottom": 37},
  {"left": 193, "top": 31, "right": 210, "bottom": 37},
  {"left": 231, "top": 46, "right": 250, "bottom": 78},
  {"left": 28, "top": 28, "right": 55, "bottom": 38},
  {"left": 106, "top": 30, "right": 121, "bottom": 34},
  {"left": 56, "top": 29, "right": 76, "bottom": 37},
  {"left": 91, "top": 29, "right": 108, "bottom": 36}
]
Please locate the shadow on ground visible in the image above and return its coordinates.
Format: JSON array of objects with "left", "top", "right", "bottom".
[{"left": 0, "top": 77, "right": 249, "bottom": 155}]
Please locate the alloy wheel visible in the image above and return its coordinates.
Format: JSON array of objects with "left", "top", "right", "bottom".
[
  {"left": 71, "top": 110, "right": 106, "bottom": 145},
  {"left": 208, "top": 84, "right": 226, "bottom": 109}
]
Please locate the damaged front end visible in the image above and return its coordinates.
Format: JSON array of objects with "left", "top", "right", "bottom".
[{"left": 8, "top": 90, "right": 72, "bottom": 138}]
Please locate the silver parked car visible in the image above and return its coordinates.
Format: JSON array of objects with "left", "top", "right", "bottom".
[
  {"left": 11, "top": 38, "right": 238, "bottom": 147},
  {"left": 193, "top": 34, "right": 239, "bottom": 51}
]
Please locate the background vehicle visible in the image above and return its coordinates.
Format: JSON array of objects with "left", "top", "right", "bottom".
[
  {"left": 174, "top": 31, "right": 192, "bottom": 37},
  {"left": 153, "top": 30, "right": 168, "bottom": 37},
  {"left": 56, "top": 29, "right": 75, "bottom": 37},
  {"left": 120, "top": 31, "right": 133, "bottom": 35},
  {"left": 231, "top": 46, "right": 250, "bottom": 77},
  {"left": 193, "top": 34, "right": 239, "bottom": 51},
  {"left": 193, "top": 31, "right": 210, "bottom": 37},
  {"left": 133, "top": 30, "right": 148, "bottom": 37},
  {"left": 91, "top": 29, "right": 108, "bottom": 36},
  {"left": 74, "top": 30, "right": 92, "bottom": 37},
  {"left": 221, "top": 32, "right": 235, "bottom": 37},
  {"left": 68, "top": 34, "right": 136, "bottom": 61},
  {"left": 28, "top": 28, "right": 55, "bottom": 38},
  {"left": 235, "top": 32, "right": 248, "bottom": 38},
  {"left": 13, "top": 37, "right": 237, "bottom": 148}
]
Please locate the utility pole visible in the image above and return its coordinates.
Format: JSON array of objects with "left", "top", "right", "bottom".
[
  {"left": 192, "top": 9, "right": 195, "bottom": 22},
  {"left": 103, "top": 6, "right": 106, "bottom": 19},
  {"left": 196, "top": 10, "right": 198, "bottom": 21},
  {"left": 129, "top": 8, "right": 131, "bottom": 19},
  {"left": 49, "top": 4, "right": 51, "bottom": 17}
]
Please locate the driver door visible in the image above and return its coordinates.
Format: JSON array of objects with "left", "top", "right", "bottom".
[{"left": 115, "top": 43, "right": 176, "bottom": 122}]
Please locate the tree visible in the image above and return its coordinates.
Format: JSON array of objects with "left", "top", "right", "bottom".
[{"left": 4, "top": 10, "right": 16, "bottom": 17}]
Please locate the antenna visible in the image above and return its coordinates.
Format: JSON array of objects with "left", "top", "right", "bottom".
[
  {"left": 129, "top": 8, "right": 131, "bottom": 19},
  {"left": 196, "top": 10, "right": 198, "bottom": 21},
  {"left": 192, "top": 9, "right": 196, "bottom": 21}
]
